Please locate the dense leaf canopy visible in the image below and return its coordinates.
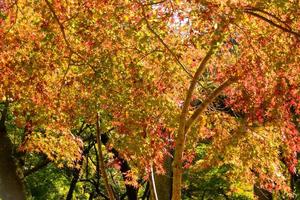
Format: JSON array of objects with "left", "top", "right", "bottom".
[{"left": 0, "top": 0, "right": 300, "bottom": 199}]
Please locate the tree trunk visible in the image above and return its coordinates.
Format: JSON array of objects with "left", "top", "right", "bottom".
[
  {"left": 119, "top": 160, "right": 138, "bottom": 200},
  {"left": 172, "top": 78, "right": 233, "bottom": 200},
  {"left": 0, "top": 102, "right": 25, "bottom": 200},
  {"left": 66, "top": 135, "right": 95, "bottom": 200},
  {"left": 66, "top": 159, "right": 83, "bottom": 200},
  {"left": 101, "top": 131, "right": 138, "bottom": 200},
  {"left": 153, "top": 154, "right": 173, "bottom": 200}
]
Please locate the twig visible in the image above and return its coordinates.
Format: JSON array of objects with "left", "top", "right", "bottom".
[{"left": 140, "top": 2, "right": 193, "bottom": 78}]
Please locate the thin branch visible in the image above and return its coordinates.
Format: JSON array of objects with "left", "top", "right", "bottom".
[
  {"left": 245, "top": 7, "right": 292, "bottom": 30},
  {"left": 4, "top": 1, "right": 19, "bottom": 36},
  {"left": 140, "top": 2, "right": 193, "bottom": 78},
  {"left": 150, "top": 164, "right": 158, "bottom": 200},
  {"left": 143, "top": 0, "right": 167, "bottom": 6},
  {"left": 44, "top": 0, "right": 71, "bottom": 49},
  {"left": 23, "top": 159, "right": 50, "bottom": 177},
  {"left": 244, "top": 10, "right": 300, "bottom": 39},
  {"left": 66, "top": 140, "right": 94, "bottom": 200},
  {"left": 89, "top": 147, "right": 98, "bottom": 169},
  {"left": 44, "top": 0, "right": 98, "bottom": 74},
  {"left": 57, "top": 54, "right": 73, "bottom": 105},
  {"left": 136, "top": 48, "right": 164, "bottom": 64}
]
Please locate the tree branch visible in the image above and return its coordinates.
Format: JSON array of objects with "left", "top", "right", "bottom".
[
  {"left": 96, "top": 114, "right": 115, "bottom": 200},
  {"left": 245, "top": 7, "right": 292, "bottom": 30},
  {"left": 244, "top": 10, "right": 300, "bottom": 39},
  {"left": 140, "top": 2, "right": 193, "bottom": 78},
  {"left": 171, "top": 22, "right": 228, "bottom": 200},
  {"left": 143, "top": 0, "right": 167, "bottom": 6},
  {"left": 44, "top": 0, "right": 71, "bottom": 49},
  {"left": 23, "top": 159, "right": 50, "bottom": 177},
  {"left": 44, "top": 0, "right": 98, "bottom": 74},
  {"left": 100, "top": 129, "right": 138, "bottom": 200},
  {"left": 150, "top": 164, "right": 158, "bottom": 200},
  {"left": 185, "top": 77, "right": 236, "bottom": 132}
]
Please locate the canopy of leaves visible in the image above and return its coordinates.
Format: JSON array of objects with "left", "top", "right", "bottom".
[{"left": 0, "top": 0, "right": 300, "bottom": 199}]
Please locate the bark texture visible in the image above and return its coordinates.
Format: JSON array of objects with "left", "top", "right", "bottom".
[{"left": 0, "top": 102, "right": 25, "bottom": 200}]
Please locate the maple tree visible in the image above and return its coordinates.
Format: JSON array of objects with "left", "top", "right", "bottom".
[
  {"left": 0, "top": 0, "right": 300, "bottom": 199},
  {"left": 157, "top": 1, "right": 300, "bottom": 199}
]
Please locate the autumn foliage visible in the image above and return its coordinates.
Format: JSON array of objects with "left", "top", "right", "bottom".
[{"left": 1, "top": 0, "right": 300, "bottom": 199}]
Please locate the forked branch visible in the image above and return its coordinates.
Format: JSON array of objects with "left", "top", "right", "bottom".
[{"left": 185, "top": 77, "right": 236, "bottom": 132}]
